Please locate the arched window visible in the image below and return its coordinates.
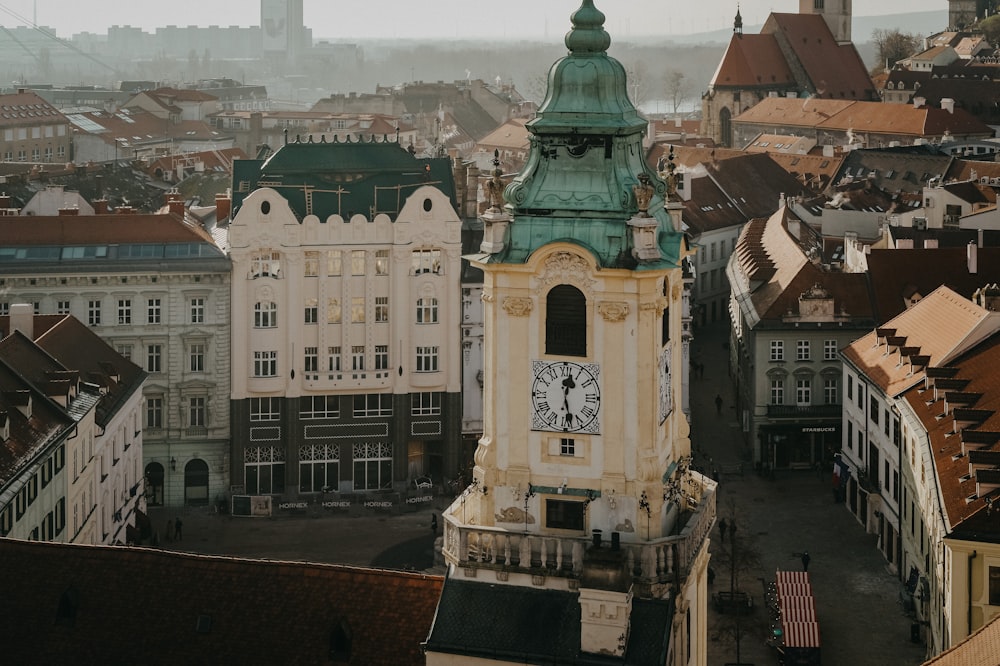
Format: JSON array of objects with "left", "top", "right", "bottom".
[
  {"left": 545, "top": 285, "right": 587, "bottom": 357},
  {"left": 719, "top": 107, "right": 733, "bottom": 148},
  {"left": 254, "top": 301, "right": 278, "bottom": 328},
  {"left": 184, "top": 459, "right": 210, "bottom": 506}
]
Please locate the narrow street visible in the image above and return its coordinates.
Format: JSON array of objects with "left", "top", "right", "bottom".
[{"left": 692, "top": 323, "right": 927, "bottom": 666}]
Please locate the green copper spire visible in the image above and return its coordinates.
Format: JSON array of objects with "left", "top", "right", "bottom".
[{"left": 489, "top": 0, "right": 682, "bottom": 270}]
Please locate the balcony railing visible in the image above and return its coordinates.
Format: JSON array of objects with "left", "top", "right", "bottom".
[{"left": 442, "top": 482, "right": 716, "bottom": 588}]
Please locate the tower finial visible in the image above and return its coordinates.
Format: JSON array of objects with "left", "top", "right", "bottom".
[
  {"left": 734, "top": 4, "right": 743, "bottom": 36},
  {"left": 565, "top": 0, "right": 611, "bottom": 53}
]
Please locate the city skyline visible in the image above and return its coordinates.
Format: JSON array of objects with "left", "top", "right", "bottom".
[{"left": 0, "top": 0, "right": 945, "bottom": 40}]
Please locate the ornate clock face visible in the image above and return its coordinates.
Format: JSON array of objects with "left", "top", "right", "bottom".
[{"left": 531, "top": 361, "right": 601, "bottom": 434}]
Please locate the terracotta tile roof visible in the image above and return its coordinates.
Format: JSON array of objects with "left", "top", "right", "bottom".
[
  {"left": 947, "top": 159, "right": 1000, "bottom": 183},
  {"left": 646, "top": 144, "right": 742, "bottom": 171},
  {"left": 735, "top": 97, "right": 994, "bottom": 139},
  {"left": 0, "top": 91, "right": 66, "bottom": 128},
  {"left": 764, "top": 152, "right": 842, "bottom": 194},
  {"left": 67, "top": 108, "right": 226, "bottom": 147},
  {"left": 148, "top": 87, "right": 220, "bottom": 103},
  {"left": 682, "top": 176, "right": 739, "bottom": 235},
  {"left": 902, "top": 333, "right": 1000, "bottom": 535},
  {"left": 865, "top": 247, "right": 1000, "bottom": 323},
  {"left": 0, "top": 212, "right": 217, "bottom": 246},
  {"left": 476, "top": 117, "right": 529, "bottom": 150},
  {"left": 922, "top": 614, "right": 1000, "bottom": 666},
  {"left": 145, "top": 147, "right": 248, "bottom": 176},
  {"left": 836, "top": 147, "right": 953, "bottom": 194},
  {"left": 842, "top": 286, "right": 1000, "bottom": 398},
  {"left": 706, "top": 152, "right": 812, "bottom": 218},
  {"left": 709, "top": 33, "right": 796, "bottom": 89},
  {"left": 765, "top": 13, "right": 876, "bottom": 100},
  {"left": 0, "top": 539, "right": 444, "bottom": 665}
]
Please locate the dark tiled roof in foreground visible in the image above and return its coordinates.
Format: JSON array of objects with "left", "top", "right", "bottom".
[
  {"left": 426, "top": 578, "right": 671, "bottom": 665},
  {"left": 0, "top": 539, "right": 443, "bottom": 665}
]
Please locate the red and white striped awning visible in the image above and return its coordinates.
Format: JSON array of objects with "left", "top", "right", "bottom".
[
  {"left": 780, "top": 595, "right": 816, "bottom": 613},
  {"left": 782, "top": 620, "right": 821, "bottom": 648},
  {"left": 776, "top": 570, "right": 810, "bottom": 586},
  {"left": 781, "top": 607, "right": 817, "bottom": 623}
]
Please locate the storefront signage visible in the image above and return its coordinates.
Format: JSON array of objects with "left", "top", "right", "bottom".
[
  {"left": 802, "top": 427, "right": 836, "bottom": 433},
  {"left": 405, "top": 495, "right": 434, "bottom": 504},
  {"left": 279, "top": 502, "right": 308, "bottom": 510},
  {"left": 364, "top": 500, "right": 393, "bottom": 508},
  {"left": 322, "top": 500, "right": 351, "bottom": 509}
]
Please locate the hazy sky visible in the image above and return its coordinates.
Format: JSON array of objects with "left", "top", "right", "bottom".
[{"left": 0, "top": 0, "right": 945, "bottom": 39}]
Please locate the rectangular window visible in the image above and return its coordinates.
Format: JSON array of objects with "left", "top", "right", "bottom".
[
  {"left": 870, "top": 396, "right": 880, "bottom": 424},
  {"left": 375, "top": 345, "right": 389, "bottom": 370},
  {"left": 824, "top": 378, "right": 838, "bottom": 405},
  {"left": 299, "top": 443, "right": 340, "bottom": 493},
  {"left": 304, "top": 346, "right": 318, "bottom": 372},
  {"left": 254, "top": 302, "right": 278, "bottom": 328},
  {"left": 411, "top": 248, "right": 442, "bottom": 275},
  {"left": 116, "top": 344, "right": 133, "bottom": 360},
  {"left": 254, "top": 350, "right": 278, "bottom": 377},
  {"left": 352, "top": 345, "right": 365, "bottom": 371},
  {"left": 147, "top": 298, "right": 161, "bottom": 324},
  {"left": 710, "top": 242, "right": 717, "bottom": 261},
  {"left": 189, "top": 343, "right": 205, "bottom": 372},
  {"left": 797, "top": 340, "right": 811, "bottom": 361},
  {"left": 190, "top": 297, "right": 205, "bottom": 323},
  {"left": 304, "top": 251, "right": 319, "bottom": 277},
  {"left": 251, "top": 249, "right": 281, "bottom": 278},
  {"left": 824, "top": 339, "right": 838, "bottom": 360},
  {"left": 352, "top": 442, "right": 392, "bottom": 490},
  {"left": 351, "top": 250, "right": 366, "bottom": 275},
  {"left": 146, "top": 396, "right": 163, "bottom": 429},
  {"left": 328, "top": 346, "right": 342, "bottom": 372},
  {"left": 417, "top": 297, "right": 439, "bottom": 324},
  {"left": 88, "top": 299, "right": 102, "bottom": 326},
  {"left": 250, "top": 397, "right": 281, "bottom": 421},
  {"left": 375, "top": 249, "right": 389, "bottom": 275},
  {"left": 796, "top": 378, "right": 811, "bottom": 405},
  {"left": 847, "top": 374, "right": 854, "bottom": 400},
  {"left": 416, "top": 346, "right": 439, "bottom": 372},
  {"left": 300, "top": 395, "right": 339, "bottom": 419},
  {"left": 560, "top": 438, "right": 576, "bottom": 456},
  {"left": 189, "top": 397, "right": 206, "bottom": 427},
  {"left": 989, "top": 567, "right": 1000, "bottom": 606},
  {"left": 351, "top": 297, "right": 365, "bottom": 323},
  {"left": 146, "top": 344, "right": 162, "bottom": 373},
  {"left": 304, "top": 298, "right": 318, "bottom": 324},
  {"left": 770, "top": 379, "right": 784, "bottom": 405},
  {"left": 375, "top": 296, "right": 389, "bottom": 323},
  {"left": 353, "top": 394, "right": 393, "bottom": 417},
  {"left": 327, "top": 298, "right": 341, "bottom": 323},
  {"left": 411, "top": 392, "right": 442, "bottom": 415},
  {"left": 57, "top": 300, "right": 70, "bottom": 314},
  {"left": 546, "top": 499, "right": 585, "bottom": 531},
  {"left": 770, "top": 340, "right": 784, "bottom": 361},
  {"left": 847, "top": 421, "right": 853, "bottom": 450},
  {"left": 244, "top": 446, "right": 285, "bottom": 495},
  {"left": 327, "top": 250, "right": 342, "bottom": 276},
  {"left": 54, "top": 497, "right": 65, "bottom": 536}
]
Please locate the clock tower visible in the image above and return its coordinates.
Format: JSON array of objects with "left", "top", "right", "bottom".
[{"left": 427, "top": 2, "right": 716, "bottom": 663}]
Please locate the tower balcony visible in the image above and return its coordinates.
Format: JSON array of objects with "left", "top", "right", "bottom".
[{"left": 441, "top": 481, "right": 716, "bottom": 594}]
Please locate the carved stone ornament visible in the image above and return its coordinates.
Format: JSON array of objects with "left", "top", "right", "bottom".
[
  {"left": 598, "top": 301, "right": 629, "bottom": 322},
  {"left": 257, "top": 285, "right": 274, "bottom": 301},
  {"left": 536, "top": 252, "right": 595, "bottom": 293},
  {"left": 502, "top": 297, "right": 534, "bottom": 317}
]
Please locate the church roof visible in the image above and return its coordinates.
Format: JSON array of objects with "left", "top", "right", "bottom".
[{"left": 709, "top": 33, "right": 796, "bottom": 90}]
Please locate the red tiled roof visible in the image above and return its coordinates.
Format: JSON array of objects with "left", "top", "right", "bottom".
[
  {"left": 0, "top": 91, "right": 66, "bottom": 128},
  {"left": 0, "top": 213, "right": 217, "bottom": 246},
  {"left": 765, "top": 13, "right": 876, "bottom": 100},
  {"left": 709, "top": 33, "right": 796, "bottom": 89},
  {"left": 0, "top": 539, "right": 444, "bottom": 665}
]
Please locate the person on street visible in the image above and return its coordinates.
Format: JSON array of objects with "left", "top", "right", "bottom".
[
  {"left": 715, "top": 394, "right": 723, "bottom": 414},
  {"left": 801, "top": 551, "right": 811, "bottom": 572}
]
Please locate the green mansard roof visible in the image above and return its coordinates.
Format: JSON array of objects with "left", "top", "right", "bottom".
[
  {"left": 490, "top": 0, "right": 684, "bottom": 270},
  {"left": 231, "top": 137, "right": 456, "bottom": 221}
]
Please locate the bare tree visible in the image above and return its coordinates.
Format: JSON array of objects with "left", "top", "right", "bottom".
[
  {"left": 663, "top": 70, "right": 692, "bottom": 115},
  {"left": 871, "top": 28, "right": 922, "bottom": 74},
  {"left": 979, "top": 15, "right": 1000, "bottom": 45},
  {"left": 624, "top": 60, "right": 650, "bottom": 109}
]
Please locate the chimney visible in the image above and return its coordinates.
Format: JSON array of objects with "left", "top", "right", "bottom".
[
  {"left": 10, "top": 303, "right": 33, "bottom": 339},
  {"left": 941, "top": 98, "right": 955, "bottom": 114},
  {"left": 214, "top": 192, "right": 231, "bottom": 221},
  {"left": 93, "top": 199, "right": 109, "bottom": 214},
  {"left": 968, "top": 241, "right": 978, "bottom": 274},
  {"left": 57, "top": 207, "right": 79, "bottom": 216},
  {"left": 913, "top": 96, "right": 926, "bottom": 109},
  {"left": 166, "top": 190, "right": 185, "bottom": 216}
]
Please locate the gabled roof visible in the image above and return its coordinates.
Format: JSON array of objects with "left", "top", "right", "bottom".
[
  {"left": 922, "top": 612, "right": 1000, "bottom": 665},
  {"left": 709, "top": 33, "right": 796, "bottom": 89},
  {"left": 767, "top": 152, "right": 843, "bottom": 193},
  {"left": 836, "top": 147, "right": 953, "bottom": 194},
  {"left": 842, "top": 286, "right": 1000, "bottom": 398},
  {"left": 682, "top": 175, "right": 740, "bottom": 235},
  {"left": 0, "top": 212, "right": 218, "bottom": 247},
  {"left": 764, "top": 13, "right": 876, "bottom": 100},
  {"left": 476, "top": 117, "right": 529, "bottom": 151},
  {"left": 0, "top": 539, "right": 443, "bottom": 665},
  {"left": 705, "top": 152, "right": 811, "bottom": 219},
  {"left": 0, "top": 90, "right": 66, "bottom": 128}
]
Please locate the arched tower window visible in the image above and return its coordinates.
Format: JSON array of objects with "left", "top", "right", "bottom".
[
  {"left": 719, "top": 107, "right": 733, "bottom": 148},
  {"left": 545, "top": 285, "right": 587, "bottom": 357}
]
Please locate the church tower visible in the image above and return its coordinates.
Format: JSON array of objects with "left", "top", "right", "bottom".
[
  {"left": 800, "top": 0, "right": 852, "bottom": 44},
  {"left": 425, "top": 2, "right": 716, "bottom": 664}
]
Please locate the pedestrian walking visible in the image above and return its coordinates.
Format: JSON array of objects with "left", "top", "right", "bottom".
[
  {"left": 712, "top": 468, "right": 720, "bottom": 484},
  {"left": 801, "top": 550, "right": 810, "bottom": 572},
  {"left": 715, "top": 394, "right": 723, "bottom": 414},
  {"left": 174, "top": 517, "right": 183, "bottom": 541},
  {"left": 430, "top": 513, "right": 438, "bottom": 535},
  {"left": 165, "top": 519, "right": 173, "bottom": 542}
]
